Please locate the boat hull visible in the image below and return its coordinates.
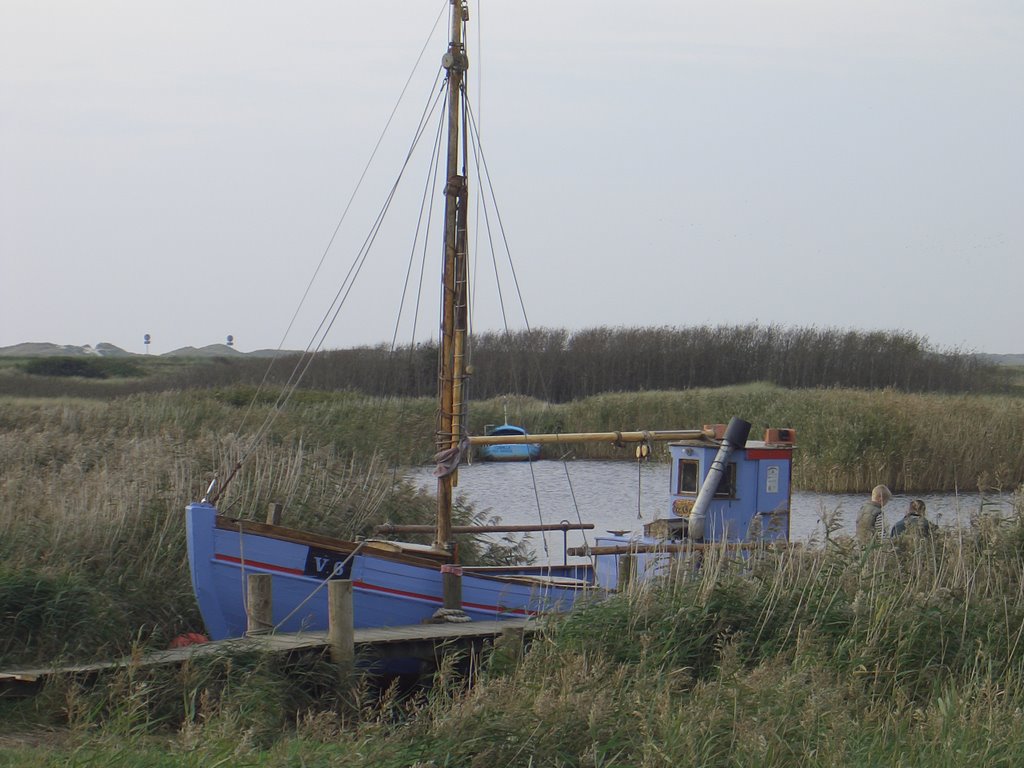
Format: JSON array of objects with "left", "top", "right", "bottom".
[
  {"left": 186, "top": 503, "right": 592, "bottom": 640},
  {"left": 478, "top": 423, "right": 541, "bottom": 461},
  {"left": 477, "top": 443, "right": 542, "bottom": 462}
]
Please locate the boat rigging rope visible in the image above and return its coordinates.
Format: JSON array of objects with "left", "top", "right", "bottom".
[
  {"left": 463, "top": 88, "right": 595, "bottom": 563},
  {"left": 525, "top": 458, "right": 551, "bottom": 562},
  {"left": 463, "top": 91, "right": 512, "bottom": 341},
  {"left": 637, "top": 453, "right": 643, "bottom": 520},
  {"left": 374, "top": 86, "right": 448, "bottom": 488},
  {"left": 637, "top": 431, "right": 653, "bottom": 519},
  {"left": 463, "top": 95, "right": 570, "bottom": 563},
  {"left": 558, "top": 441, "right": 596, "bottom": 571},
  {"left": 238, "top": 538, "right": 372, "bottom": 636},
  {"left": 388, "top": 91, "right": 447, "bottom": 358},
  {"left": 270, "top": 539, "right": 370, "bottom": 634},
  {"left": 463, "top": 94, "right": 540, "bottom": 394},
  {"left": 469, "top": 0, "right": 484, "bottom": 343},
  {"left": 252, "top": 79, "right": 448, "bottom": 441},
  {"left": 215, "top": 2, "right": 450, "bottom": 504},
  {"left": 213, "top": 74, "right": 449, "bottom": 505}
]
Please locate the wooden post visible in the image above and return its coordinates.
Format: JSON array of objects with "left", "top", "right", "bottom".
[
  {"left": 328, "top": 580, "right": 354, "bottom": 675},
  {"left": 617, "top": 554, "right": 635, "bottom": 592},
  {"left": 496, "top": 625, "right": 525, "bottom": 665},
  {"left": 246, "top": 573, "right": 273, "bottom": 635},
  {"left": 441, "top": 565, "right": 463, "bottom": 611},
  {"left": 266, "top": 502, "right": 283, "bottom": 525}
]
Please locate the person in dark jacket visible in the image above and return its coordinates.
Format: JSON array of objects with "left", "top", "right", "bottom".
[{"left": 891, "top": 499, "right": 933, "bottom": 538}]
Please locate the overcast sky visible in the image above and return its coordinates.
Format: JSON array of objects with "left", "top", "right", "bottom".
[{"left": 2, "top": 0, "right": 1021, "bottom": 355}]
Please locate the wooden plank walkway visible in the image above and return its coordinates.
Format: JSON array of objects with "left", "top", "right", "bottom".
[{"left": 0, "top": 618, "right": 534, "bottom": 695}]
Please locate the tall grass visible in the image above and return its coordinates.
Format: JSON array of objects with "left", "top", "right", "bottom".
[
  {"left": 5, "top": 492, "right": 1024, "bottom": 766},
  {"left": 1, "top": 337, "right": 1018, "bottom": 760},
  {"left": 480, "top": 385, "right": 1024, "bottom": 491},
  {"left": 310, "top": 493, "right": 1024, "bottom": 766},
  {"left": 0, "top": 391, "right": 511, "bottom": 668},
  {"left": 1, "top": 383, "right": 1022, "bottom": 663}
]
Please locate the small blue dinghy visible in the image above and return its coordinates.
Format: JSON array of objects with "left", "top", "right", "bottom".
[{"left": 478, "top": 423, "right": 542, "bottom": 462}]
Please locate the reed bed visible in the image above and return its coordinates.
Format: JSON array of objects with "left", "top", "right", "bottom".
[
  {"left": 4, "top": 379, "right": 1023, "bottom": 493},
  {"left": 0, "top": 393, "right": 435, "bottom": 668},
  {"left": 2, "top": 383, "right": 1023, "bottom": 762},
  {"left": 1, "top": 383, "right": 1022, "bottom": 664},
  {"left": 0, "top": 390, "right": 516, "bottom": 669},
  {"left": 5, "top": 494, "right": 1024, "bottom": 766},
  {"left": 308, "top": 495, "right": 1024, "bottom": 766},
  {"left": 478, "top": 385, "right": 1024, "bottom": 492}
]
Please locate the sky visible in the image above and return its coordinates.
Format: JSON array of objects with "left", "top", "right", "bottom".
[{"left": 2, "top": 0, "right": 1021, "bottom": 355}]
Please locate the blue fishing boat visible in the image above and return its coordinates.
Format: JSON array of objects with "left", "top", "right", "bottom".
[
  {"left": 184, "top": 4, "right": 796, "bottom": 644},
  {"left": 186, "top": 503, "right": 591, "bottom": 638},
  {"left": 187, "top": 419, "right": 796, "bottom": 639},
  {"left": 185, "top": 2, "right": 595, "bottom": 640},
  {"left": 478, "top": 423, "right": 541, "bottom": 462}
]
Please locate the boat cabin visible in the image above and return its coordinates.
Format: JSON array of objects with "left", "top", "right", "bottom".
[
  {"left": 661, "top": 426, "right": 795, "bottom": 543},
  {"left": 592, "top": 425, "right": 796, "bottom": 589}
]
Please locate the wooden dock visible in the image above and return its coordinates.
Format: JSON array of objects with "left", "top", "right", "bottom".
[{"left": 0, "top": 618, "right": 535, "bottom": 698}]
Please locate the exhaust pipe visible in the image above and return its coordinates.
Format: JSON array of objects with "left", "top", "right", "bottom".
[{"left": 688, "top": 417, "right": 751, "bottom": 542}]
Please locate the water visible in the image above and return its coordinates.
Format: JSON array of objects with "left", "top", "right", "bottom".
[{"left": 408, "top": 461, "right": 1014, "bottom": 564}]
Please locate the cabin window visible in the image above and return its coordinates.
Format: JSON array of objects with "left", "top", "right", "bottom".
[
  {"left": 677, "top": 460, "right": 699, "bottom": 494},
  {"left": 676, "top": 459, "right": 737, "bottom": 498},
  {"left": 714, "top": 463, "right": 738, "bottom": 499}
]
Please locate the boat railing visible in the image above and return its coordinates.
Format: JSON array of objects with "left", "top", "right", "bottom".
[
  {"left": 468, "top": 429, "right": 712, "bottom": 447},
  {"left": 374, "top": 521, "right": 595, "bottom": 566},
  {"left": 566, "top": 540, "right": 791, "bottom": 557}
]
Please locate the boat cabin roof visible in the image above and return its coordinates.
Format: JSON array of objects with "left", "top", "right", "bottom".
[
  {"left": 486, "top": 424, "right": 528, "bottom": 436},
  {"left": 668, "top": 439, "right": 789, "bottom": 451}
]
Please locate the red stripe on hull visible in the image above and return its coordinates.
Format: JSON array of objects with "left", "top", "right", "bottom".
[
  {"left": 214, "top": 553, "right": 305, "bottom": 576},
  {"left": 351, "top": 581, "right": 532, "bottom": 616},
  {"left": 213, "top": 553, "right": 535, "bottom": 615}
]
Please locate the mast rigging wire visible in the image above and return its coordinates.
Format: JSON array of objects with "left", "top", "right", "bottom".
[
  {"left": 213, "top": 70, "right": 449, "bottom": 504},
  {"left": 254, "top": 78, "right": 446, "bottom": 427},
  {"left": 217, "top": 0, "right": 602, "bottom": 570},
  {"left": 461, "top": 84, "right": 604, "bottom": 566},
  {"left": 233, "top": 0, "right": 450, "bottom": 443}
]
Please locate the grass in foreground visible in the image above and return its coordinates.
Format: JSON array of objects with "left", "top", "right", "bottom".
[
  {"left": 2, "top": 385, "right": 1023, "bottom": 764},
  {"left": 4, "top": 489, "right": 1024, "bottom": 766}
]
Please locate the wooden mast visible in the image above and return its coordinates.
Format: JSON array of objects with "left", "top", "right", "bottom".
[{"left": 436, "top": 0, "right": 470, "bottom": 553}]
